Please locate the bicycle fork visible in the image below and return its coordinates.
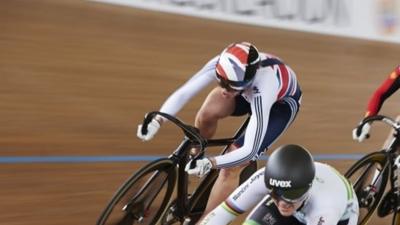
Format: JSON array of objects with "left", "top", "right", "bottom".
[{"left": 164, "top": 152, "right": 192, "bottom": 224}]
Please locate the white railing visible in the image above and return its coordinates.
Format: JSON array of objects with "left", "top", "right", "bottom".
[{"left": 89, "top": 0, "right": 400, "bottom": 44}]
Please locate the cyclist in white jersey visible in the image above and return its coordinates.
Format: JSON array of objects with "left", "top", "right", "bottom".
[
  {"left": 199, "top": 144, "right": 359, "bottom": 225},
  {"left": 137, "top": 42, "right": 302, "bottom": 216}
]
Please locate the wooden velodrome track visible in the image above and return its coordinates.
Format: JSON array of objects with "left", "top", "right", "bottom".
[{"left": 2, "top": 0, "right": 400, "bottom": 224}]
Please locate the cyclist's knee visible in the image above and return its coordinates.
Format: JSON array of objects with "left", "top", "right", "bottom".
[
  {"left": 197, "top": 89, "right": 235, "bottom": 120},
  {"left": 219, "top": 166, "right": 242, "bottom": 179},
  {"left": 196, "top": 108, "right": 219, "bottom": 125}
]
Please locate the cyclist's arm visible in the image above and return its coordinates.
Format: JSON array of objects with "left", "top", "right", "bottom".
[
  {"left": 365, "top": 65, "right": 400, "bottom": 117},
  {"left": 157, "top": 57, "right": 218, "bottom": 121},
  {"left": 199, "top": 168, "right": 268, "bottom": 225},
  {"left": 212, "top": 73, "right": 279, "bottom": 168}
]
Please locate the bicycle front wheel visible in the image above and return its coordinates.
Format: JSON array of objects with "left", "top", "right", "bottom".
[
  {"left": 345, "top": 151, "right": 390, "bottom": 225},
  {"left": 97, "top": 158, "right": 177, "bottom": 225}
]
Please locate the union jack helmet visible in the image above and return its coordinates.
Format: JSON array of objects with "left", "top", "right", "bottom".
[{"left": 216, "top": 42, "right": 260, "bottom": 91}]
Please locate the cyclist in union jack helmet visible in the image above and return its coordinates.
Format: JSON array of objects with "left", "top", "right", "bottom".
[
  {"left": 353, "top": 65, "right": 400, "bottom": 144},
  {"left": 199, "top": 144, "right": 359, "bottom": 225},
  {"left": 137, "top": 42, "right": 302, "bottom": 216}
]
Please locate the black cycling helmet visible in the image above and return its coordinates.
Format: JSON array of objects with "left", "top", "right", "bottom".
[
  {"left": 215, "top": 42, "right": 260, "bottom": 91},
  {"left": 264, "top": 144, "right": 315, "bottom": 203}
]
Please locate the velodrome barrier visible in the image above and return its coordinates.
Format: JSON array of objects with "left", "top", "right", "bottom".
[{"left": 90, "top": 0, "right": 400, "bottom": 44}]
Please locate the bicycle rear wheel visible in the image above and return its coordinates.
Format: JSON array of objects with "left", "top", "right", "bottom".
[
  {"left": 345, "top": 152, "right": 390, "bottom": 225},
  {"left": 97, "top": 158, "right": 177, "bottom": 225}
]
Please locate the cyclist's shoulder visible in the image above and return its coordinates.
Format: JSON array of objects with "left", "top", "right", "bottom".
[
  {"left": 309, "top": 163, "right": 350, "bottom": 200},
  {"left": 314, "top": 161, "right": 330, "bottom": 170},
  {"left": 314, "top": 162, "right": 344, "bottom": 181},
  {"left": 304, "top": 188, "right": 347, "bottom": 215},
  {"left": 300, "top": 180, "right": 351, "bottom": 224}
]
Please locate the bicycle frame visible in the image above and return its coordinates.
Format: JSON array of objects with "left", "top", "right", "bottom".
[
  {"left": 142, "top": 111, "right": 250, "bottom": 224},
  {"left": 358, "top": 115, "right": 400, "bottom": 215}
]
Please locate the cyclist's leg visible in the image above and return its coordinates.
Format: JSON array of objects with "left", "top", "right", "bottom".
[
  {"left": 244, "top": 195, "right": 304, "bottom": 225},
  {"left": 201, "top": 97, "right": 300, "bottom": 220},
  {"left": 197, "top": 93, "right": 250, "bottom": 220},
  {"left": 202, "top": 148, "right": 245, "bottom": 218},
  {"left": 194, "top": 86, "right": 237, "bottom": 139},
  {"left": 201, "top": 96, "right": 299, "bottom": 219},
  {"left": 256, "top": 96, "right": 300, "bottom": 154},
  {"left": 202, "top": 97, "right": 300, "bottom": 220}
]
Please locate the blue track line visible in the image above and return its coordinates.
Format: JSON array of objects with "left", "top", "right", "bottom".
[{"left": 0, "top": 153, "right": 365, "bottom": 164}]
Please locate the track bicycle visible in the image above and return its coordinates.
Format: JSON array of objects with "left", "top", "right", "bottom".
[
  {"left": 345, "top": 115, "right": 400, "bottom": 225},
  {"left": 96, "top": 111, "right": 255, "bottom": 225}
]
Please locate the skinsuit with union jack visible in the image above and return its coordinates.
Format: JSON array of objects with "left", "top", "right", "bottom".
[{"left": 136, "top": 42, "right": 302, "bottom": 219}]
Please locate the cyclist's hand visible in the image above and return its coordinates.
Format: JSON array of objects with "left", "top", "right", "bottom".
[
  {"left": 185, "top": 158, "right": 213, "bottom": 178},
  {"left": 352, "top": 122, "right": 371, "bottom": 142},
  {"left": 137, "top": 119, "right": 160, "bottom": 141}
]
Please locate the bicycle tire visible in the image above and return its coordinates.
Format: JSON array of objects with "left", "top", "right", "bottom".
[
  {"left": 97, "top": 158, "right": 177, "bottom": 225},
  {"left": 345, "top": 152, "right": 390, "bottom": 225}
]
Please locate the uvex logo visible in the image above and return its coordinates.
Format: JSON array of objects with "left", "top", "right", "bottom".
[{"left": 269, "top": 178, "right": 292, "bottom": 188}]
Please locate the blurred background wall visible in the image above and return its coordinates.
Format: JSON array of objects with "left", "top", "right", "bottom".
[{"left": 1, "top": 0, "right": 400, "bottom": 225}]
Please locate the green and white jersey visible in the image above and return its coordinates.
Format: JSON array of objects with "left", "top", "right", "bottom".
[
  {"left": 200, "top": 162, "right": 359, "bottom": 225},
  {"left": 293, "top": 163, "right": 358, "bottom": 225}
]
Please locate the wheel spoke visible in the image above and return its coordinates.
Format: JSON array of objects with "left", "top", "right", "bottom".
[
  {"left": 345, "top": 152, "right": 389, "bottom": 225},
  {"left": 97, "top": 159, "right": 176, "bottom": 225}
]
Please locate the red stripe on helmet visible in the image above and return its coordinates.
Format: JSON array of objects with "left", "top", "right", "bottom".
[
  {"left": 216, "top": 63, "right": 228, "bottom": 79},
  {"left": 226, "top": 45, "right": 248, "bottom": 65}
]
